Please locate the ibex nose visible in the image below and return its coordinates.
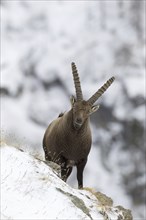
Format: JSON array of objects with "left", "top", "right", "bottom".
[
  {"left": 74, "top": 117, "right": 83, "bottom": 129},
  {"left": 76, "top": 118, "right": 82, "bottom": 124}
]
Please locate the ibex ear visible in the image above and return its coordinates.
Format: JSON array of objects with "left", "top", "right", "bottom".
[
  {"left": 70, "top": 95, "right": 76, "bottom": 107},
  {"left": 90, "top": 105, "right": 100, "bottom": 114}
]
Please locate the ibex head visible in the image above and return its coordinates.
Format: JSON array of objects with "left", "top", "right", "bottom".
[{"left": 70, "top": 62, "right": 115, "bottom": 130}]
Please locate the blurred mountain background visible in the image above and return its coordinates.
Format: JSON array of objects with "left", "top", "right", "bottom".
[{"left": 1, "top": 0, "right": 145, "bottom": 219}]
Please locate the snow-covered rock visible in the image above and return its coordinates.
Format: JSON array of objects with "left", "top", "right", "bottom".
[{"left": 1, "top": 144, "right": 132, "bottom": 220}]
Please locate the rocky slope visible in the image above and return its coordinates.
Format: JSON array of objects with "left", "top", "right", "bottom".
[{"left": 1, "top": 144, "right": 132, "bottom": 220}]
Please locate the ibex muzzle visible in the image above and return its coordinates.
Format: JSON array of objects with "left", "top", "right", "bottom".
[{"left": 43, "top": 62, "right": 115, "bottom": 189}]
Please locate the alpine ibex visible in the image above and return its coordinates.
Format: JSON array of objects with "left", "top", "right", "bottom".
[{"left": 43, "top": 62, "right": 115, "bottom": 188}]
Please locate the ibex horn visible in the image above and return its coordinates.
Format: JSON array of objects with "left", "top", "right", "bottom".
[
  {"left": 87, "top": 76, "right": 115, "bottom": 105},
  {"left": 71, "top": 62, "right": 83, "bottom": 101}
]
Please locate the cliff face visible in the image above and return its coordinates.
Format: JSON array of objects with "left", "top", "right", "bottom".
[{"left": 1, "top": 145, "right": 132, "bottom": 220}]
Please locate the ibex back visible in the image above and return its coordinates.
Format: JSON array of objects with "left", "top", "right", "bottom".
[{"left": 43, "top": 62, "right": 115, "bottom": 188}]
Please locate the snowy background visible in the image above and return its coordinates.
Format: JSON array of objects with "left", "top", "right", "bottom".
[{"left": 1, "top": 0, "right": 145, "bottom": 219}]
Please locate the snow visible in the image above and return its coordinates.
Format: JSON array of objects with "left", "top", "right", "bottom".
[
  {"left": 1, "top": 145, "right": 132, "bottom": 220},
  {"left": 124, "top": 76, "right": 145, "bottom": 98},
  {"left": 130, "top": 105, "right": 145, "bottom": 122}
]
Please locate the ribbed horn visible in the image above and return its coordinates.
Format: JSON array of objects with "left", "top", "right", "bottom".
[
  {"left": 71, "top": 62, "right": 83, "bottom": 101},
  {"left": 87, "top": 77, "right": 115, "bottom": 105}
]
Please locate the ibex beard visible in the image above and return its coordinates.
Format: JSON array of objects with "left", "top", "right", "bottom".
[{"left": 43, "top": 62, "right": 115, "bottom": 189}]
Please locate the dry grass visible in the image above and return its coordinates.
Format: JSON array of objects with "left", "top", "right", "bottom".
[{"left": 83, "top": 187, "right": 113, "bottom": 206}]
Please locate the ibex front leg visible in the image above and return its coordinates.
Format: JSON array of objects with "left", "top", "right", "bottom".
[
  {"left": 77, "top": 158, "right": 87, "bottom": 189},
  {"left": 61, "top": 158, "right": 73, "bottom": 182}
]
